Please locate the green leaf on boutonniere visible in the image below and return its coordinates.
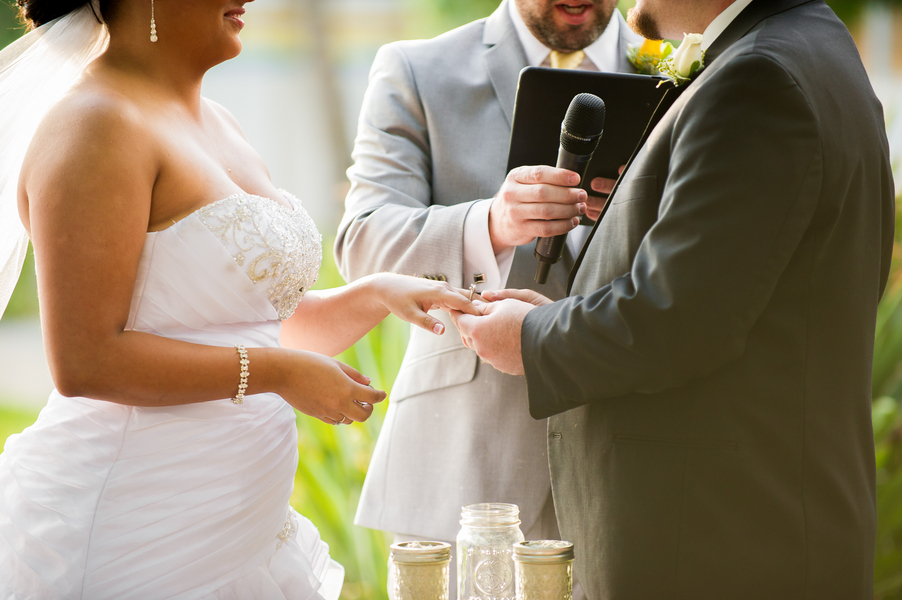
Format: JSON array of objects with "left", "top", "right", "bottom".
[{"left": 627, "top": 38, "right": 668, "bottom": 75}]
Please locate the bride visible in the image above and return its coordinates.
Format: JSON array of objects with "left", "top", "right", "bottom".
[{"left": 0, "top": 0, "right": 476, "bottom": 598}]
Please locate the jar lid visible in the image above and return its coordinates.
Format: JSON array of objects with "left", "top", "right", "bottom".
[
  {"left": 513, "top": 540, "right": 575, "bottom": 563},
  {"left": 460, "top": 503, "right": 521, "bottom": 527},
  {"left": 390, "top": 541, "right": 452, "bottom": 564}
]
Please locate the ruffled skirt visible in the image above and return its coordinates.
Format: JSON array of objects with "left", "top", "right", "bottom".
[{"left": 0, "top": 391, "right": 342, "bottom": 600}]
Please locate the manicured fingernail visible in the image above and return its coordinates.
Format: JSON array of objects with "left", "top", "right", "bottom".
[
  {"left": 572, "top": 218, "right": 580, "bottom": 227},
  {"left": 569, "top": 174, "right": 579, "bottom": 185},
  {"left": 433, "top": 322, "right": 444, "bottom": 335},
  {"left": 578, "top": 203, "right": 587, "bottom": 214}
]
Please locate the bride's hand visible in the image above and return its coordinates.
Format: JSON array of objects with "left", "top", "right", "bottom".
[
  {"left": 275, "top": 350, "right": 386, "bottom": 425},
  {"left": 370, "top": 273, "right": 481, "bottom": 334}
]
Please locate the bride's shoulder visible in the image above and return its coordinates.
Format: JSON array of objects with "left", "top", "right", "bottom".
[
  {"left": 21, "top": 81, "right": 160, "bottom": 194},
  {"left": 37, "top": 81, "right": 154, "bottom": 148}
]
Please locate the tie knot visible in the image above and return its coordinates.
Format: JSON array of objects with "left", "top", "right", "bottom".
[{"left": 549, "top": 50, "right": 586, "bottom": 70}]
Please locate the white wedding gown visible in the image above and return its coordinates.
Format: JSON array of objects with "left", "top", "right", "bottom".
[{"left": 0, "top": 192, "right": 344, "bottom": 600}]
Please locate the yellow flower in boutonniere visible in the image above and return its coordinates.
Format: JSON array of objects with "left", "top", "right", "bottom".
[
  {"left": 657, "top": 33, "right": 705, "bottom": 87},
  {"left": 627, "top": 38, "right": 668, "bottom": 75}
]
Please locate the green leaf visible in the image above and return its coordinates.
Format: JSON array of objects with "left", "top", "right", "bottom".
[{"left": 661, "top": 42, "right": 673, "bottom": 59}]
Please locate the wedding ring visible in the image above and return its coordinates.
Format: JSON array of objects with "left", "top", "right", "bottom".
[{"left": 468, "top": 283, "right": 477, "bottom": 301}]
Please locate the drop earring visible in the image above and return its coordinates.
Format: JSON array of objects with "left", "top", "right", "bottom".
[{"left": 150, "top": 0, "right": 158, "bottom": 43}]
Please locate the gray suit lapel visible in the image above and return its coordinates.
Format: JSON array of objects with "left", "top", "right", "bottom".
[{"left": 483, "top": 0, "right": 528, "bottom": 126}]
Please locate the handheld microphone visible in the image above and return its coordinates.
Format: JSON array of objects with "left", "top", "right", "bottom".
[{"left": 534, "top": 93, "right": 605, "bottom": 284}]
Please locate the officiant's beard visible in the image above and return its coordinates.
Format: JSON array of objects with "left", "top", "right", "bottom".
[
  {"left": 626, "top": 6, "right": 664, "bottom": 42},
  {"left": 517, "top": 0, "right": 616, "bottom": 53}
]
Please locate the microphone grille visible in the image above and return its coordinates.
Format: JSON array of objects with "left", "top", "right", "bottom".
[{"left": 563, "top": 93, "right": 605, "bottom": 139}]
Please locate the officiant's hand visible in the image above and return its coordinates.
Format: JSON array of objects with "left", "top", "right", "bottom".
[
  {"left": 588, "top": 176, "right": 617, "bottom": 221},
  {"left": 450, "top": 295, "right": 542, "bottom": 376},
  {"left": 489, "top": 166, "right": 588, "bottom": 253}
]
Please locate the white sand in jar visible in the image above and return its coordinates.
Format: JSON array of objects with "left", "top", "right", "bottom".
[
  {"left": 513, "top": 540, "right": 574, "bottom": 600},
  {"left": 390, "top": 541, "right": 450, "bottom": 600}
]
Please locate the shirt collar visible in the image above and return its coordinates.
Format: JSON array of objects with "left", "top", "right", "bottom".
[
  {"left": 701, "top": 0, "right": 754, "bottom": 50},
  {"left": 508, "top": 0, "right": 622, "bottom": 72}
]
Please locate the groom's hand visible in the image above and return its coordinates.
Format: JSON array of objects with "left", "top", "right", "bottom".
[{"left": 450, "top": 296, "right": 541, "bottom": 376}]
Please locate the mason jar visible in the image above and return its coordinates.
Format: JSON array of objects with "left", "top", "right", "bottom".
[
  {"left": 457, "top": 503, "right": 525, "bottom": 600},
  {"left": 389, "top": 541, "right": 451, "bottom": 600},
  {"left": 513, "top": 540, "right": 574, "bottom": 600}
]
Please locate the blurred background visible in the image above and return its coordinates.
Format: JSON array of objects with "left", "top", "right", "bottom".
[{"left": 2, "top": 0, "right": 902, "bottom": 598}]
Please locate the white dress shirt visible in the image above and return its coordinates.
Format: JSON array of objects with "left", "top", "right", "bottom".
[
  {"left": 702, "top": 0, "right": 754, "bottom": 51},
  {"left": 462, "top": 2, "right": 622, "bottom": 292}
]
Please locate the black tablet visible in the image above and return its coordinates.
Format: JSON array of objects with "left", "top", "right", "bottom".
[{"left": 507, "top": 67, "right": 676, "bottom": 192}]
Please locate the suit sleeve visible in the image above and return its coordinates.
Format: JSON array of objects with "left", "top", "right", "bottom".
[
  {"left": 522, "top": 54, "right": 824, "bottom": 418},
  {"left": 335, "top": 43, "right": 479, "bottom": 288}
]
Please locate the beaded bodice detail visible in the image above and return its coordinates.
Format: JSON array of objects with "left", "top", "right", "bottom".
[{"left": 196, "top": 191, "right": 322, "bottom": 320}]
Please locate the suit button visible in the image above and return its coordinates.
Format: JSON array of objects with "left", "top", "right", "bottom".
[{"left": 551, "top": 432, "right": 563, "bottom": 439}]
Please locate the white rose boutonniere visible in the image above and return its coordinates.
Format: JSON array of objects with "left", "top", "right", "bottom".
[{"left": 658, "top": 33, "right": 705, "bottom": 86}]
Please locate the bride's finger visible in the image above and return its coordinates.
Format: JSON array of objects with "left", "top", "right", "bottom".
[
  {"left": 430, "top": 288, "right": 481, "bottom": 316},
  {"left": 338, "top": 361, "right": 373, "bottom": 387}
]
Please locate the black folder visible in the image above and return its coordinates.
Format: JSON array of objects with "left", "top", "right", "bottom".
[{"left": 506, "top": 67, "right": 677, "bottom": 194}]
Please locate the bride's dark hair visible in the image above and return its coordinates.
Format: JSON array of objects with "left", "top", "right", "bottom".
[{"left": 17, "top": 0, "right": 112, "bottom": 29}]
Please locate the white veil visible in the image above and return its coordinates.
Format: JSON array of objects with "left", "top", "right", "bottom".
[{"left": 0, "top": 1, "right": 108, "bottom": 318}]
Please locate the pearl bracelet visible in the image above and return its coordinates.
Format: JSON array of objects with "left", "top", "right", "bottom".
[{"left": 232, "top": 344, "right": 249, "bottom": 404}]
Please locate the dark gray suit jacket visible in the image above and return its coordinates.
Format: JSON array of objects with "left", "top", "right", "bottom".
[{"left": 521, "top": 0, "right": 895, "bottom": 597}]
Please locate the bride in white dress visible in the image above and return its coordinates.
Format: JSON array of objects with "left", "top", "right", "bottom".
[{"left": 0, "top": 1, "right": 477, "bottom": 598}]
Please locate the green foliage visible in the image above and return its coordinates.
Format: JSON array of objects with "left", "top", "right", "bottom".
[
  {"left": 0, "top": 0, "right": 23, "bottom": 49},
  {"left": 0, "top": 403, "right": 40, "bottom": 450},
  {"left": 293, "top": 245, "right": 407, "bottom": 600},
  {"left": 5, "top": 244, "right": 39, "bottom": 319},
  {"left": 874, "top": 394, "right": 902, "bottom": 599},
  {"left": 420, "top": 0, "right": 500, "bottom": 29},
  {"left": 873, "top": 194, "right": 902, "bottom": 598},
  {"left": 824, "top": 0, "right": 902, "bottom": 25}
]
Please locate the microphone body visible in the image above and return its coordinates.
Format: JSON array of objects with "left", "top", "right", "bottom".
[
  {"left": 534, "top": 148, "right": 595, "bottom": 284},
  {"left": 534, "top": 93, "right": 605, "bottom": 284}
]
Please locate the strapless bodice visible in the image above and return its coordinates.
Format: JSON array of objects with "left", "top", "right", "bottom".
[{"left": 126, "top": 190, "right": 322, "bottom": 347}]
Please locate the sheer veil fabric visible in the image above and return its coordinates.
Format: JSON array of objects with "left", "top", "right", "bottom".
[{"left": 0, "top": 2, "right": 108, "bottom": 317}]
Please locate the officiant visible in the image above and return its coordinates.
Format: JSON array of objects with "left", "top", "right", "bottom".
[
  {"left": 335, "top": 0, "right": 640, "bottom": 596},
  {"left": 452, "top": 0, "right": 896, "bottom": 597}
]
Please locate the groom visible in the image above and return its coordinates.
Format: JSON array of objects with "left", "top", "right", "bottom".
[{"left": 454, "top": 0, "right": 895, "bottom": 597}]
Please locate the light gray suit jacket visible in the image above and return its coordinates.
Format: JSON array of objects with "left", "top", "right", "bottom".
[{"left": 336, "top": 1, "right": 640, "bottom": 541}]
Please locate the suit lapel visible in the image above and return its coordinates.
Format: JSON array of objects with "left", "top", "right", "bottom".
[
  {"left": 483, "top": 0, "right": 528, "bottom": 126},
  {"left": 567, "top": 85, "right": 680, "bottom": 293}
]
